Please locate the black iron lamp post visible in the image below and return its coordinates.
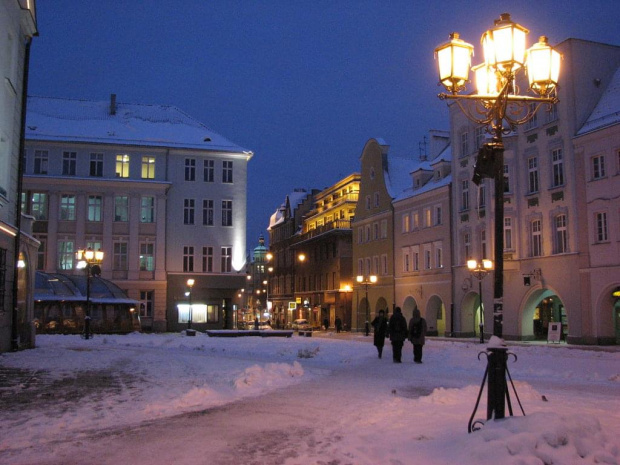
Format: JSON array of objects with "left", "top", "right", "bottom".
[
  {"left": 356, "top": 275, "right": 377, "bottom": 336},
  {"left": 434, "top": 13, "right": 560, "bottom": 427},
  {"left": 76, "top": 247, "right": 104, "bottom": 340},
  {"left": 467, "top": 259, "right": 493, "bottom": 343},
  {"left": 186, "top": 278, "right": 195, "bottom": 335}
]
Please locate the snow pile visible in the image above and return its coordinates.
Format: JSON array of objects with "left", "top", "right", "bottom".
[{"left": 233, "top": 361, "right": 304, "bottom": 391}]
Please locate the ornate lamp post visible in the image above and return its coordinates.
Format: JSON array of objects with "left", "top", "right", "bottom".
[
  {"left": 356, "top": 275, "right": 377, "bottom": 336},
  {"left": 434, "top": 13, "right": 560, "bottom": 426},
  {"left": 76, "top": 247, "right": 104, "bottom": 340},
  {"left": 186, "top": 278, "right": 195, "bottom": 335},
  {"left": 467, "top": 259, "right": 493, "bottom": 343}
]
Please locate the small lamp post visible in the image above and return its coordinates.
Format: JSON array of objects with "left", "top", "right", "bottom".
[
  {"left": 356, "top": 275, "right": 377, "bottom": 336},
  {"left": 467, "top": 259, "right": 493, "bottom": 343},
  {"left": 186, "top": 278, "right": 195, "bottom": 335},
  {"left": 434, "top": 12, "right": 560, "bottom": 427},
  {"left": 76, "top": 247, "right": 104, "bottom": 340}
]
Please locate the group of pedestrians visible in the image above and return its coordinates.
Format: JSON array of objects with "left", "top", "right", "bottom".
[{"left": 371, "top": 307, "right": 427, "bottom": 363}]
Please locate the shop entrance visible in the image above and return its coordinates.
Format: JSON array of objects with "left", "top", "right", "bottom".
[{"left": 522, "top": 289, "right": 567, "bottom": 341}]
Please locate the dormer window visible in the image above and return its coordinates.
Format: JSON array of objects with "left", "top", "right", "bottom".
[{"left": 370, "top": 167, "right": 375, "bottom": 180}]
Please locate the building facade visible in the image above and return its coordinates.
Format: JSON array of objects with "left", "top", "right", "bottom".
[
  {"left": 449, "top": 39, "right": 620, "bottom": 344},
  {"left": 23, "top": 95, "right": 251, "bottom": 332},
  {"left": 0, "top": 0, "right": 38, "bottom": 352}
]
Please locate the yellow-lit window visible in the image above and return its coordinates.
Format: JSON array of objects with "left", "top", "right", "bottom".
[
  {"left": 141, "top": 156, "right": 155, "bottom": 179},
  {"left": 116, "top": 154, "right": 130, "bottom": 178}
]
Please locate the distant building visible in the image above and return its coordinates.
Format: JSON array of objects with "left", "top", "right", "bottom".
[
  {"left": 0, "top": 0, "right": 38, "bottom": 352},
  {"left": 22, "top": 95, "right": 252, "bottom": 332}
]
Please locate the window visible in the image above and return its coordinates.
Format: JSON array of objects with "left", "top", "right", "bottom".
[
  {"left": 139, "top": 291, "right": 154, "bottom": 317},
  {"left": 59, "top": 194, "right": 76, "bottom": 221},
  {"left": 374, "top": 192, "right": 379, "bottom": 207},
  {"left": 461, "top": 180, "right": 469, "bottom": 211},
  {"left": 412, "top": 246, "right": 420, "bottom": 271},
  {"left": 203, "top": 199, "right": 214, "bottom": 226},
  {"left": 554, "top": 214, "right": 568, "bottom": 254},
  {"left": 58, "top": 240, "right": 74, "bottom": 270},
  {"left": 403, "top": 248, "right": 410, "bottom": 272},
  {"left": 592, "top": 155, "right": 606, "bottom": 180},
  {"left": 116, "top": 154, "right": 130, "bottom": 178},
  {"left": 221, "top": 200, "right": 232, "bottom": 227},
  {"left": 402, "top": 213, "right": 410, "bottom": 233},
  {"left": 365, "top": 195, "right": 371, "bottom": 210},
  {"left": 474, "top": 126, "right": 485, "bottom": 150},
  {"left": 595, "top": 212, "right": 608, "bottom": 242},
  {"left": 114, "top": 196, "right": 129, "bottom": 222},
  {"left": 531, "top": 220, "right": 542, "bottom": 257},
  {"left": 413, "top": 211, "right": 420, "bottom": 229},
  {"left": 524, "top": 104, "right": 538, "bottom": 130},
  {"left": 478, "top": 181, "right": 486, "bottom": 208},
  {"left": 34, "top": 150, "right": 48, "bottom": 174},
  {"left": 203, "top": 159, "right": 214, "bottom": 182},
  {"left": 183, "top": 246, "right": 194, "bottom": 272},
  {"left": 503, "top": 164, "right": 510, "bottom": 193},
  {"left": 184, "top": 199, "right": 195, "bottom": 225},
  {"left": 381, "top": 254, "right": 388, "bottom": 275},
  {"left": 424, "top": 208, "right": 432, "bottom": 227},
  {"left": 90, "top": 153, "right": 103, "bottom": 177},
  {"left": 545, "top": 103, "right": 558, "bottom": 123},
  {"left": 31, "top": 193, "right": 47, "bottom": 220},
  {"left": 504, "top": 217, "right": 513, "bottom": 250},
  {"left": 62, "top": 151, "right": 77, "bottom": 176},
  {"left": 222, "top": 161, "right": 233, "bottom": 183},
  {"left": 113, "top": 241, "right": 128, "bottom": 270},
  {"left": 464, "top": 233, "right": 471, "bottom": 261},
  {"left": 141, "top": 156, "right": 155, "bottom": 179},
  {"left": 87, "top": 195, "right": 102, "bottom": 222},
  {"left": 357, "top": 258, "right": 363, "bottom": 276},
  {"left": 435, "top": 244, "right": 443, "bottom": 268},
  {"left": 424, "top": 247, "right": 431, "bottom": 269},
  {"left": 141, "top": 196, "right": 155, "bottom": 223},
  {"left": 202, "top": 246, "right": 213, "bottom": 272},
  {"left": 358, "top": 227, "right": 363, "bottom": 244},
  {"left": 221, "top": 246, "right": 232, "bottom": 272},
  {"left": 365, "top": 225, "right": 370, "bottom": 242},
  {"left": 434, "top": 206, "right": 442, "bottom": 225},
  {"left": 185, "top": 158, "right": 196, "bottom": 181},
  {"left": 461, "top": 131, "right": 469, "bottom": 157},
  {"left": 528, "top": 157, "right": 539, "bottom": 193},
  {"left": 381, "top": 220, "right": 388, "bottom": 238},
  {"left": 551, "top": 148, "right": 564, "bottom": 187},
  {"left": 373, "top": 222, "right": 379, "bottom": 240},
  {"left": 481, "top": 229, "right": 487, "bottom": 259},
  {"left": 139, "top": 242, "right": 155, "bottom": 271}
]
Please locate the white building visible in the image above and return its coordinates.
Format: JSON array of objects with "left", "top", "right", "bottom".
[
  {"left": 23, "top": 95, "right": 252, "bottom": 332},
  {"left": 0, "top": 0, "right": 38, "bottom": 352}
]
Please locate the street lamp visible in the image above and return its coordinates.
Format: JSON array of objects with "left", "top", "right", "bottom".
[
  {"left": 435, "top": 13, "right": 560, "bottom": 427},
  {"left": 186, "top": 278, "right": 195, "bottom": 335},
  {"left": 356, "top": 275, "right": 377, "bottom": 336},
  {"left": 467, "top": 259, "right": 494, "bottom": 343},
  {"left": 75, "top": 247, "right": 104, "bottom": 340}
]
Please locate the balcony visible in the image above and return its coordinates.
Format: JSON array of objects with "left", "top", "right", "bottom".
[{"left": 294, "top": 219, "right": 352, "bottom": 244}]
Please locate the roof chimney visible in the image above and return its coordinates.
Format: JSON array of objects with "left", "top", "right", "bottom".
[{"left": 110, "top": 94, "right": 117, "bottom": 115}]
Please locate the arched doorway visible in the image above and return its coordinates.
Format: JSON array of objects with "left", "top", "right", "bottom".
[
  {"left": 461, "top": 291, "right": 479, "bottom": 336},
  {"left": 521, "top": 288, "right": 567, "bottom": 341},
  {"left": 402, "top": 296, "right": 417, "bottom": 322},
  {"left": 426, "top": 295, "right": 445, "bottom": 337},
  {"left": 615, "top": 298, "right": 620, "bottom": 344}
]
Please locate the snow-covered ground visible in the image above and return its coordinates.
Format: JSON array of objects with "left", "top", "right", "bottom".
[{"left": 0, "top": 332, "right": 618, "bottom": 465}]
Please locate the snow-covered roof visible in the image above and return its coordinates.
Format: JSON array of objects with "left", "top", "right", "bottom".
[
  {"left": 577, "top": 66, "right": 620, "bottom": 135},
  {"left": 268, "top": 189, "right": 311, "bottom": 230},
  {"left": 384, "top": 156, "right": 416, "bottom": 199},
  {"left": 26, "top": 96, "right": 251, "bottom": 153}
]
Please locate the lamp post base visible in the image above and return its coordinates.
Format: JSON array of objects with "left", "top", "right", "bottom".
[{"left": 185, "top": 329, "right": 197, "bottom": 337}]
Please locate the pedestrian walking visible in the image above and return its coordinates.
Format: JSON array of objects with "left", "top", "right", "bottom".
[
  {"left": 371, "top": 310, "right": 388, "bottom": 358},
  {"left": 388, "top": 307, "right": 408, "bottom": 363},
  {"left": 335, "top": 317, "right": 342, "bottom": 333},
  {"left": 323, "top": 317, "right": 329, "bottom": 331},
  {"left": 408, "top": 308, "right": 428, "bottom": 363}
]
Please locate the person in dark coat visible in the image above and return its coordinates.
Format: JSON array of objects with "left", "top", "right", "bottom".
[
  {"left": 323, "top": 317, "right": 329, "bottom": 331},
  {"left": 335, "top": 317, "right": 342, "bottom": 333},
  {"left": 408, "top": 308, "right": 428, "bottom": 363},
  {"left": 371, "top": 310, "right": 388, "bottom": 358},
  {"left": 388, "top": 307, "right": 408, "bottom": 363}
]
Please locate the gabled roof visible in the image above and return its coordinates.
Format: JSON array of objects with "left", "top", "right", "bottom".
[
  {"left": 577, "top": 66, "right": 620, "bottom": 135},
  {"left": 268, "top": 189, "right": 312, "bottom": 229},
  {"left": 26, "top": 96, "right": 251, "bottom": 153}
]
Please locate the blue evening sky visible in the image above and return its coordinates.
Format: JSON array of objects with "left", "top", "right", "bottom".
[{"left": 28, "top": 1, "right": 620, "bottom": 251}]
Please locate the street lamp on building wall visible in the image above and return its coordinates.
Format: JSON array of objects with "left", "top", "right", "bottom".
[
  {"left": 356, "top": 275, "right": 377, "bottom": 336},
  {"left": 76, "top": 247, "right": 104, "bottom": 340},
  {"left": 467, "top": 259, "right": 493, "bottom": 343},
  {"left": 434, "top": 12, "right": 560, "bottom": 428},
  {"left": 186, "top": 278, "right": 195, "bottom": 335}
]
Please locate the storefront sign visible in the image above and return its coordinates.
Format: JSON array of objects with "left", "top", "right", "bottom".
[{"left": 547, "top": 322, "right": 562, "bottom": 343}]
